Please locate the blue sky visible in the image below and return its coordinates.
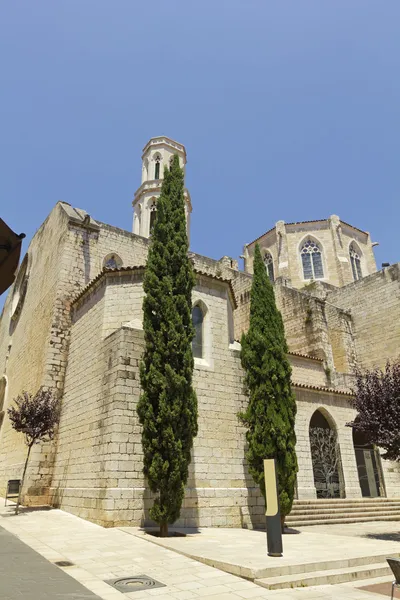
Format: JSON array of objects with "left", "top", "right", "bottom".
[{"left": 1, "top": 1, "right": 399, "bottom": 304}]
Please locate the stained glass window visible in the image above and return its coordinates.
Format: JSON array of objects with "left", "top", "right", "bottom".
[
  {"left": 264, "top": 252, "right": 274, "bottom": 283},
  {"left": 192, "top": 305, "right": 204, "bottom": 359},
  {"left": 301, "top": 240, "right": 324, "bottom": 280},
  {"left": 349, "top": 244, "right": 362, "bottom": 281}
]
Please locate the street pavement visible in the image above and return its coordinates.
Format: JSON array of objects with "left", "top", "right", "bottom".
[
  {"left": 0, "top": 524, "right": 102, "bottom": 600},
  {"left": 0, "top": 501, "right": 391, "bottom": 600}
]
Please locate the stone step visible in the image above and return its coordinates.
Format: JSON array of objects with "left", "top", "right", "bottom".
[
  {"left": 255, "top": 562, "right": 392, "bottom": 590},
  {"left": 292, "top": 500, "right": 400, "bottom": 507},
  {"left": 287, "top": 510, "right": 400, "bottom": 522},
  {"left": 251, "top": 552, "right": 400, "bottom": 579},
  {"left": 293, "top": 498, "right": 399, "bottom": 505},
  {"left": 289, "top": 505, "right": 400, "bottom": 516},
  {"left": 286, "top": 514, "right": 400, "bottom": 527}
]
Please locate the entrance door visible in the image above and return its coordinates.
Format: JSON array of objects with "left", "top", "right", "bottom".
[
  {"left": 353, "top": 428, "right": 385, "bottom": 497},
  {"left": 309, "top": 410, "right": 345, "bottom": 499}
]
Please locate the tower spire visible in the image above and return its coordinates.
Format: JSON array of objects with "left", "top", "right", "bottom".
[{"left": 132, "top": 136, "right": 192, "bottom": 240}]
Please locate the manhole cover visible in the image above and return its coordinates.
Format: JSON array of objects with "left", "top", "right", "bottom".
[
  {"left": 105, "top": 575, "right": 165, "bottom": 593},
  {"left": 55, "top": 561, "right": 74, "bottom": 567}
]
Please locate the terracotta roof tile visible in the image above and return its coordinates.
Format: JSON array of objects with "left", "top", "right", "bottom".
[
  {"left": 293, "top": 382, "right": 352, "bottom": 396},
  {"left": 72, "top": 265, "right": 238, "bottom": 309},
  {"left": 288, "top": 351, "right": 324, "bottom": 362}
]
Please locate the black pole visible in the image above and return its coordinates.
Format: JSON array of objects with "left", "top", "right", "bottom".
[{"left": 264, "top": 458, "right": 283, "bottom": 557}]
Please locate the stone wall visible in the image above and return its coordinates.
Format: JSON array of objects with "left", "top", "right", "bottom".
[
  {"left": 50, "top": 264, "right": 384, "bottom": 529},
  {"left": 327, "top": 264, "right": 400, "bottom": 370},
  {"left": 0, "top": 205, "right": 72, "bottom": 502},
  {"left": 294, "top": 388, "right": 361, "bottom": 500},
  {"left": 245, "top": 217, "right": 377, "bottom": 289},
  {"left": 49, "top": 273, "right": 267, "bottom": 528},
  {"left": 1, "top": 200, "right": 398, "bottom": 522},
  {"left": 0, "top": 203, "right": 151, "bottom": 502}
]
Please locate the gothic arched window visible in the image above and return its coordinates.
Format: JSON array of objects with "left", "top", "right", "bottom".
[
  {"left": 154, "top": 155, "right": 161, "bottom": 180},
  {"left": 301, "top": 239, "right": 324, "bottom": 280},
  {"left": 192, "top": 305, "right": 204, "bottom": 359},
  {"left": 149, "top": 200, "right": 157, "bottom": 234},
  {"left": 349, "top": 243, "right": 362, "bottom": 281},
  {"left": 264, "top": 252, "right": 274, "bottom": 283}
]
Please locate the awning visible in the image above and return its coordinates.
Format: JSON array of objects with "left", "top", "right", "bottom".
[{"left": 0, "top": 219, "right": 25, "bottom": 296}]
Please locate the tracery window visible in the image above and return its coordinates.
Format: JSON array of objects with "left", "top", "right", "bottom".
[
  {"left": 154, "top": 155, "right": 161, "bottom": 180},
  {"left": 149, "top": 200, "right": 157, "bottom": 234},
  {"left": 349, "top": 244, "right": 362, "bottom": 281},
  {"left": 301, "top": 239, "right": 324, "bottom": 280},
  {"left": 264, "top": 252, "right": 274, "bottom": 283},
  {"left": 192, "top": 305, "right": 204, "bottom": 359}
]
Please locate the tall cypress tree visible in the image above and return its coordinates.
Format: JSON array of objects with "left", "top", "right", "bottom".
[
  {"left": 240, "top": 243, "right": 297, "bottom": 527},
  {"left": 137, "top": 154, "right": 198, "bottom": 537}
]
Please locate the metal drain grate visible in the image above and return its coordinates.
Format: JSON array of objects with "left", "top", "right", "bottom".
[
  {"left": 105, "top": 575, "right": 165, "bottom": 593},
  {"left": 54, "top": 561, "right": 75, "bottom": 567}
]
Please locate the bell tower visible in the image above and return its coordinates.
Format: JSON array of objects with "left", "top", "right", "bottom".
[{"left": 132, "top": 136, "right": 192, "bottom": 240}]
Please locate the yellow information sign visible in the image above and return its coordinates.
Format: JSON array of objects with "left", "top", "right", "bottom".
[{"left": 264, "top": 459, "right": 278, "bottom": 517}]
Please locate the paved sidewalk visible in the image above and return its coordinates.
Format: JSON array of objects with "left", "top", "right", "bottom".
[
  {"left": 0, "top": 525, "right": 102, "bottom": 600},
  {"left": 0, "top": 501, "right": 388, "bottom": 600},
  {"left": 122, "top": 522, "right": 400, "bottom": 579}
]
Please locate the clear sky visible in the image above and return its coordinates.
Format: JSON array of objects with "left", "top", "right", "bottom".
[{"left": 1, "top": 1, "right": 399, "bottom": 305}]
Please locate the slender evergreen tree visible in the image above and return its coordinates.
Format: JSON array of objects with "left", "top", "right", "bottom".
[
  {"left": 137, "top": 155, "right": 198, "bottom": 537},
  {"left": 239, "top": 243, "right": 298, "bottom": 528}
]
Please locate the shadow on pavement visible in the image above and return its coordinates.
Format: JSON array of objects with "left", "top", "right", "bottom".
[
  {"left": 1, "top": 505, "right": 54, "bottom": 518},
  {"left": 363, "top": 532, "right": 400, "bottom": 542}
]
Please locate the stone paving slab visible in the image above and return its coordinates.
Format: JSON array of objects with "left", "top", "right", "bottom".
[
  {"left": 0, "top": 500, "right": 392, "bottom": 600},
  {"left": 0, "top": 525, "right": 102, "bottom": 600},
  {"left": 120, "top": 523, "right": 400, "bottom": 580}
]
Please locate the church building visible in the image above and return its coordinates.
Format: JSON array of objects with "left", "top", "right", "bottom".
[{"left": 0, "top": 136, "right": 399, "bottom": 528}]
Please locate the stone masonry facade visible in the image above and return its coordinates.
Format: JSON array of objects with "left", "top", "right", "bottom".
[{"left": 0, "top": 137, "right": 399, "bottom": 527}]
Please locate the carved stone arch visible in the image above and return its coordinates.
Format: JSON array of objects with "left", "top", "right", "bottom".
[
  {"left": 309, "top": 407, "right": 345, "bottom": 498},
  {"left": 192, "top": 299, "right": 209, "bottom": 361},
  {"left": 298, "top": 234, "right": 326, "bottom": 257},
  {"left": 298, "top": 235, "right": 326, "bottom": 281},
  {"left": 310, "top": 406, "right": 339, "bottom": 431},
  {"left": 348, "top": 240, "right": 364, "bottom": 281},
  {"left": 348, "top": 238, "right": 363, "bottom": 255},
  {"left": 263, "top": 250, "right": 275, "bottom": 283},
  {"left": 149, "top": 197, "right": 158, "bottom": 234},
  {"left": 153, "top": 153, "right": 162, "bottom": 180},
  {"left": 103, "top": 253, "right": 123, "bottom": 269},
  {"left": 193, "top": 298, "right": 208, "bottom": 316}
]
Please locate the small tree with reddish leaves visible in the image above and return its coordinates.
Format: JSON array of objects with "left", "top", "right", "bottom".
[
  {"left": 7, "top": 389, "right": 60, "bottom": 514},
  {"left": 348, "top": 361, "right": 400, "bottom": 462}
]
